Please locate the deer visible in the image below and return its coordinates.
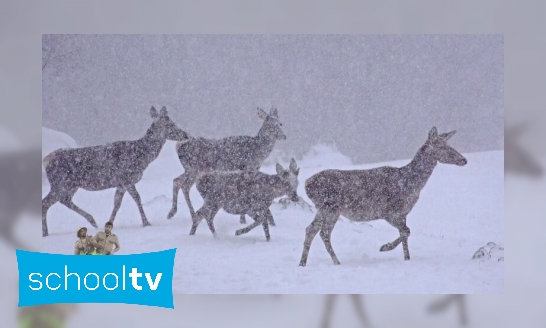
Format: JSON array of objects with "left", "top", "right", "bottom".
[
  {"left": 189, "top": 158, "right": 300, "bottom": 241},
  {"left": 41, "top": 106, "right": 189, "bottom": 237},
  {"left": 167, "top": 107, "right": 287, "bottom": 227},
  {"left": 299, "top": 127, "right": 468, "bottom": 267},
  {"left": 319, "top": 294, "right": 468, "bottom": 327}
]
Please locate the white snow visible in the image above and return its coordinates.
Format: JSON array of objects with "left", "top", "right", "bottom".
[{"left": 41, "top": 130, "right": 503, "bottom": 294}]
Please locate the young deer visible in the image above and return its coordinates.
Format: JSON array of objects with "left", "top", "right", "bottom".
[
  {"left": 299, "top": 127, "right": 467, "bottom": 266},
  {"left": 41, "top": 106, "right": 188, "bottom": 237},
  {"left": 168, "top": 107, "right": 286, "bottom": 226},
  {"left": 189, "top": 159, "right": 300, "bottom": 241}
]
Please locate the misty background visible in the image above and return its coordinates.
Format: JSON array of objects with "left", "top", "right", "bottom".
[{"left": 42, "top": 34, "right": 503, "bottom": 164}]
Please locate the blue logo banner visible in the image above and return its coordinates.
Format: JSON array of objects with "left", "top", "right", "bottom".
[{"left": 16, "top": 248, "right": 176, "bottom": 309}]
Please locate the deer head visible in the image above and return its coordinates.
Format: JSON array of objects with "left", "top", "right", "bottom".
[
  {"left": 276, "top": 158, "right": 300, "bottom": 201},
  {"left": 426, "top": 127, "right": 467, "bottom": 166},
  {"left": 257, "top": 107, "right": 287, "bottom": 140},
  {"left": 149, "top": 106, "right": 189, "bottom": 142}
]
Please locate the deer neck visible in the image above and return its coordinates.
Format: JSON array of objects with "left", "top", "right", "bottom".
[
  {"left": 270, "top": 175, "right": 291, "bottom": 198},
  {"left": 137, "top": 128, "right": 167, "bottom": 167},
  {"left": 403, "top": 143, "right": 437, "bottom": 192},
  {"left": 255, "top": 128, "right": 277, "bottom": 156}
]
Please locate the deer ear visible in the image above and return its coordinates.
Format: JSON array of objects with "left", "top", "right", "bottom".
[
  {"left": 295, "top": 167, "right": 300, "bottom": 176},
  {"left": 257, "top": 107, "right": 268, "bottom": 120},
  {"left": 160, "top": 106, "right": 168, "bottom": 117},
  {"left": 276, "top": 163, "right": 284, "bottom": 175},
  {"left": 439, "top": 130, "right": 456, "bottom": 141},
  {"left": 289, "top": 158, "right": 297, "bottom": 171},
  {"left": 150, "top": 106, "right": 159, "bottom": 119},
  {"left": 428, "top": 127, "right": 438, "bottom": 141},
  {"left": 270, "top": 107, "right": 278, "bottom": 119}
]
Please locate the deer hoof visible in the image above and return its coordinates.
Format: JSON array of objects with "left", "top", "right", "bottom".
[
  {"left": 143, "top": 221, "right": 151, "bottom": 227},
  {"left": 380, "top": 243, "right": 394, "bottom": 252}
]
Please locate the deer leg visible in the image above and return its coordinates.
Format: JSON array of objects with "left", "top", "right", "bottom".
[
  {"left": 59, "top": 188, "right": 98, "bottom": 228},
  {"left": 319, "top": 294, "right": 337, "bottom": 328},
  {"left": 108, "top": 187, "right": 126, "bottom": 223},
  {"left": 350, "top": 295, "right": 372, "bottom": 328},
  {"left": 379, "top": 237, "right": 404, "bottom": 252},
  {"left": 319, "top": 214, "right": 341, "bottom": 265},
  {"left": 261, "top": 211, "right": 271, "bottom": 241},
  {"left": 428, "top": 294, "right": 468, "bottom": 327},
  {"left": 168, "top": 174, "right": 183, "bottom": 219},
  {"left": 239, "top": 214, "right": 246, "bottom": 224},
  {"left": 264, "top": 208, "right": 276, "bottom": 226},
  {"left": 204, "top": 207, "right": 220, "bottom": 238},
  {"left": 398, "top": 224, "right": 411, "bottom": 260},
  {"left": 126, "top": 185, "right": 151, "bottom": 227},
  {"left": 41, "top": 187, "right": 65, "bottom": 237},
  {"left": 235, "top": 216, "right": 262, "bottom": 236},
  {"left": 190, "top": 202, "right": 219, "bottom": 236},
  {"left": 181, "top": 171, "right": 198, "bottom": 220},
  {"left": 299, "top": 210, "right": 327, "bottom": 267},
  {"left": 380, "top": 218, "right": 411, "bottom": 260}
]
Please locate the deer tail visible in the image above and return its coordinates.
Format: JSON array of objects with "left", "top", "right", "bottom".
[{"left": 42, "top": 150, "right": 59, "bottom": 169}]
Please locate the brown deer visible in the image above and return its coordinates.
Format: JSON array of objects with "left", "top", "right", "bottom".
[
  {"left": 168, "top": 107, "right": 286, "bottom": 226},
  {"left": 299, "top": 127, "right": 467, "bottom": 266},
  {"left": 41, "top": 106, "right": 188, "bottom": 237},
  {"left": 189, "top": 159, "right": 300, "bottom": 241}
]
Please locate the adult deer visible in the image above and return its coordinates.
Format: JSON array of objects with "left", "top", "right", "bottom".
[
  {"left": 189, "top": 159, "right": 300, "bottom": 241},
  {"left": 299, "top": 127, "right": 467, "bottom": 266},
  {"left": 168, "top": 107, "right": 286, "bottom": 226},
  {"left": 42, "top": 106, "right": 188, "bottom": 237}
]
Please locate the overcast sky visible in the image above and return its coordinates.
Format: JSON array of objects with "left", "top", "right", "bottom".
[{"left": 42, "top": 34, "right": 503, "bottom": 164}]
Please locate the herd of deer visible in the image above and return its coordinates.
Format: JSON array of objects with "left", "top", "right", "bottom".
[{"left": 41, "top": 105, "right": 468, "bottom": 266}]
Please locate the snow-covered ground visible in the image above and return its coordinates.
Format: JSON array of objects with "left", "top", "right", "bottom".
[{"left": 40, "top": 128, "right": 503, "bottom": 294}]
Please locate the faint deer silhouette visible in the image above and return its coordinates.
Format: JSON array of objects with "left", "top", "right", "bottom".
[
  {"left": 505, "top": 123, "right": 543, "bottom": 177},
  {"left": 320, "top": 295, "right": 372, "bottom": 328},
  {"left": 428, "top": 294, "right": 468, "bottom": 326}
]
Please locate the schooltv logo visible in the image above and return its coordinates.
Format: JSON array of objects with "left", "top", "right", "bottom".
[{"left": 16, "top": 248, "right": 176, "bottom": 309}]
